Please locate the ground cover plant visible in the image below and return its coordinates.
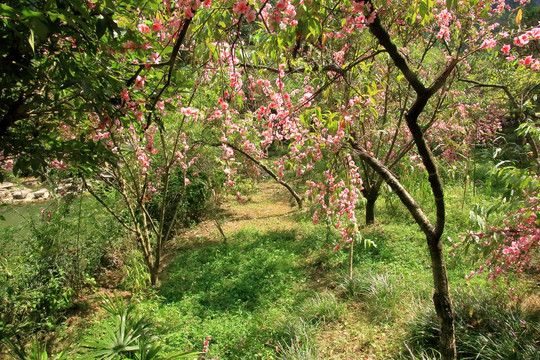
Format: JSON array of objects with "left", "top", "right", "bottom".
[
  {"left": 1, "top": 0, "right": 539, "bottom": 359},
  {"left": 2, "top": 178, "right": 536, "bottom": 359}
]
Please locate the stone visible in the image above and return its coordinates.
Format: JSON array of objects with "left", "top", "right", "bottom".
[
  {"left": 12, "top": 190, "right": 29, "bottom": 199},
  {"left": 0, "top": 182, "right": 15, "bottom": 190},
  {"left": 33, "top": 188, "right": 50, "bottom": 199}
]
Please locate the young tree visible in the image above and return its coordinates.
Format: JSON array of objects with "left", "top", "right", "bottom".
[{"left": 3, "top": 0, "right": 538, "bottom": 358}]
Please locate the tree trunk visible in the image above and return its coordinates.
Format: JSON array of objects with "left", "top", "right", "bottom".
[
  {"left": 364, "top": 188, "right": 379, "bottom": 225},
  {"left": 427, "top": 234, "right": 456, "bottom": 360},
  {"left": 361, "top": 8, "right": 459, "bottom": 357},
  {"left": 348, "top": 239, "right": 354, "bottom": 279},
  {"left": 150, "top": 264, "right": 159, "bottom": 286}
]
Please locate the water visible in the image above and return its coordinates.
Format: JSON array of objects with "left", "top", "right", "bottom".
[{"left": 0, "top": 201, "right": 53, "bottom": 229}]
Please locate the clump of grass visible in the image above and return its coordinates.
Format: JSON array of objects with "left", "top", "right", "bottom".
[
  {"left": 402, "top": 286, "right": 540, "bottom": 360},
  {"left": 277, "top": 319, "right": 320, "bottom": 360},
  {"left": 339, "top": 269, "right": 409, "bottom": 322},
  {"left": 298, "top": 292, "right": 344, "bottom": 325}
]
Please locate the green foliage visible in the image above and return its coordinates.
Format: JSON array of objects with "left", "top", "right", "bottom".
[
  {"left": 0, "top": 195, "right": 123, "bottom": 338},
  {"left": 120, "top": 250, "right": 152, "bottom": 293},
  {"left": 403, "top": 287, "right": 540, "bottom": 360},
  {"left": 297, "top": 292, "right": 344, "bottom": 325},
  {"left": 84, "top": 295, "right": 152, "bottom": 359},
  {"left": 126, "top": 227, "right": 337, "bottom": 359},
  {"left": 1, "top": 337, "right": 69, "bottom": 360},
  {"left": 83, "top": 295, "right": 200, "bottom": 360},
  {"left": 276, "top": 319, "right": 319, "bottom": 360},
  {"left": 147, "top": 167, "right": 212, "bottom": 235},
  {"left": 0, "top": 0, "right": 128, "bottom": 180}
]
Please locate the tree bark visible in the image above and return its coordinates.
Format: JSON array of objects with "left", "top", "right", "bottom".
[
  {"left": 366, "top": 6, "right": 458, "bottom": 359},
  {"left": 427, "top": 234, "right": 456, "bottom": 360},
  {"left": 150, "top": 264, "right": 159, "bottom": 286},
  {"left": 363, "top": 186, "right": 380, "bottom": 225}
]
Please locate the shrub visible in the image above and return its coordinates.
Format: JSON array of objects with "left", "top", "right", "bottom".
[
  {"left": 403, "top": 287, "right": 540, "bottom": 359},
  {"left": 0, "top": 195, "right": 123, "bottom": 338},
  {"left": 83, "top": 295, "right": 200, "bottom": 360},
  {"left": 298, "top": 292, "right": 344, "bottom": 325},
  {"left": 146, "top": 167, "right": 212, "bottom": 237}
]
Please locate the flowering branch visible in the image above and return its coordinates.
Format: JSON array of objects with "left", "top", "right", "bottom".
[{"left": 219, "top": 142, "right": 303, "bottom": 208}]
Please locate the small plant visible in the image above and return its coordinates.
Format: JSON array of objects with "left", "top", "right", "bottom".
[
  {"left": 277, "top": 319, "right": 319, "bottom": 360},
  {"left": 121, "top": 250, "right": 152, "bottom": 293},
  {"left": 84, "top": 295, "right": 199, "bottom": 360},
  {"left": 338, "top": 270, "right": 373, "bottom": 299},
  {"left": 1, "top": 337, "right": 68, "bottom": 360},
  {"left": 298, "top": 292, "right": 343, "bottom": 325},
  {"left": 338, "top": 269, "right": 402, "bottom": 321}
]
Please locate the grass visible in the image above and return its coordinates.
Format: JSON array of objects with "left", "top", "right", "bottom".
[
  {"left": 3, "top": 176, "right": 538, "bottom": 359},
  {"left": 402, "top": 286, "right": 540, "bottom": 360},
  {"left": 137, "top": 226, "right": 331, "bottom": 359}
]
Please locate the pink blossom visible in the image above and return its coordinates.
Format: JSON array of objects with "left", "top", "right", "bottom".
[
  {"left": 481, "top": 38, "right": 496, "bottom": 50},
  {"left": 529, "top": 28, "right": 540, "bottom": 40},
  {"left": 352, "top": 1, "right": 364, "bottom": 13},
  {"left": 121, "top": 88, "right": 130, "bottom": 101},
  {"left": 276, "top": 0, "right": 287, "bottom": 11},
  {"left": 513, "top": 33, "right": 529, "bottom": 47},
  {"left": 135, "top": 75, "right": 146, "bottom": 89},
  {"left": 501, "top": 44, "right": 511, "bottom": 55},
  {"left": 246, "top": 9, "right": 257, "bottom": 22},
  {"left": 233, "top": 0, "right": 250, "bottom": 15},
  {"left": 123, "top": 41, "right": 138, "bottom": 50},
  {"left": 524, "top": 55, "right": 534, "bottom": 66},
  {"left": 152, "top": 22, "right": 167, "bottom": 31},
  {"left": 149, "top": 52, "right": 161, "bottom": 64},
  {"left": 137, "top": 23, "right": 150, "bottom": 34}
]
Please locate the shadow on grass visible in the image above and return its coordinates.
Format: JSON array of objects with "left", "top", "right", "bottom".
[{"left": 160, "top": 228, "right": 323, "bottom": 314}]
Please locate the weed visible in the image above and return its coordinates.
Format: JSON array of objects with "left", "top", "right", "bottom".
[
  {"left": 403, "top": 286, "right": 540, "bottom": 360},
  {"left": 277, "top": 319, "right": 319, "bottom": 360}
]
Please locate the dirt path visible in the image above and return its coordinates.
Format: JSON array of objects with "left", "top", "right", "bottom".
[{"left": 171, "top": 180, "right": 303, "bottom": 247}]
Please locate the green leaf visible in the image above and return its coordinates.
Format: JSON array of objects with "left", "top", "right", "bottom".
[
  {"left": 28, "top": 28, "right": 35, "bottom": 52},
  {"left": 96, "top": 17, "right": 107, "bottom": 39},
  {"left": 0, "top": 4, "right": 16, "bottom": 17}
]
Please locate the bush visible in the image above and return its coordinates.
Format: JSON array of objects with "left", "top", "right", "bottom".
[
  {"left": 0, "top": 195, "right": 124, "bottom": 339},
  {"left": 83, "top": 295, "right": 200, "bottom": 360},
  {"left": 147, "top": 167, "right": 212, "bottom": 237},
  {"left": 277, "top": 319, "right": 320, "bottom": 360},
  {"left": 402, "top": 287, "right": 540, "bottom": 359},
  {"left": 298, "top": 292, "right": 344, "bottom": 325}
]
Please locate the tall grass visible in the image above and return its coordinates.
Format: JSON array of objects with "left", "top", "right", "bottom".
[
  {"left": 402, "top": 286, "right": 540, "bottom": 360},
  {"left": 277, "top": 319, "right": 320, "bottom": 360}
]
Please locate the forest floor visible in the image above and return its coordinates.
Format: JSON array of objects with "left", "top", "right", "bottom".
[
  {"left": 154, "top": 181, "right": 414, "bottom": 359},
  {"left": 5, "top": 179, "right": 538, "bottom": 359}
]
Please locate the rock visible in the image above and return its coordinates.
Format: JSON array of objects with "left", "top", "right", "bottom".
[
  {"left": 0, "top": 182, "right": 15, "bottom": 190},
  {"left": 33, "top": 188, "right": 50, "bottom": 199},
  {"left": 12, "top": 190, "right": 29, "bottom": 199}
]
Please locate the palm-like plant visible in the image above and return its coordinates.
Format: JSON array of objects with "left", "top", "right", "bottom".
[{"left": 84, "top": 295, "right": 200, "bottom": 360}]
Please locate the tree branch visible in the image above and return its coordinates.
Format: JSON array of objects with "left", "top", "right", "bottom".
[
  {"left": 221, "top": 142, "right": 303, "bottom": 208},
  {"left": 350, "top": 141, "right": 435, "bottom": 235},
  {"left": 368, "top": 12, "right": 426, "bottom": 95},
  {"left": 81, "top": 177, "right": 137, "bottom": 234}
]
